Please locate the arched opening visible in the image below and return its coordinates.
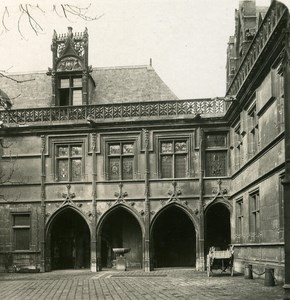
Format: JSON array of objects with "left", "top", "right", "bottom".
[
  {"left": 49, "top": 208, "right": 90, "bottom": 270},
  {"left": 152, "top": 206, "right": 196, "bottom": 268},
  {"left": 100, "top": 208, "right": 142, "bottom": 269},
  {"left": 205, "top": 203, "right": 231, "bottom": 255}
]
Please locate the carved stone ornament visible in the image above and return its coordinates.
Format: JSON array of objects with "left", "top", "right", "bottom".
[
  {"left": 61, "top": 184, "right": 76, "bottom": 206},
  {"left": 167, "top": 181, "right": 182, "bottom": 203},
  {"left": 57, "top": 57, "right": 82, "bottom": 71},
  {"left": 113, "top": 182, "right": 128, "bottom": 205}
]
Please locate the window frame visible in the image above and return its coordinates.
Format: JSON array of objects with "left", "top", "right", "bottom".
[
  {"left": 247, "top": 102, "right": 259, "bottom": 158},
  {"left": 57, "top": 74, "right": 83, "bottom": 106},
  {"left": 12, "top": 213, "right": 31, "bottom": 251},
  {"left": 204, "top": 132, "right": 228, "bottom": 178},
  {"left": 235, "top": 198, "right": 243, "bottom": 243},
  {"left": 249, "top": 190, "right": 260, "bottom": 242},
  {"left": 158, "top": 138, "right": 189, "bottom": 179},
  {"left": 106, "top": 141, "right": 136, "bottom": 181},
  {"left": 54, "top": 142, "right": 85, "bottom": 182}
]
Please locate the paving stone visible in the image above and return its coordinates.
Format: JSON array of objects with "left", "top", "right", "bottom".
[{"left": 0, "top": 269, "right": 285, "bottom": 299}]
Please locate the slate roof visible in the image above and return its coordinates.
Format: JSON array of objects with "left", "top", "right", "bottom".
[{"left": 0, "top": 65, "right": 178, "bottom": 109}]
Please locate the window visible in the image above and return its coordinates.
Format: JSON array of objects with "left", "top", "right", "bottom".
[
  {"left": 58, "top": 76, "right": 82, "bottom": 106},
  {"left": 248, "top": 104, "right": 259, "bottom": 158},
  {"left": 249, "top": 191, "right": 260, "bottom": 242},
  {"left": 108, "top": 142, "right": 134, "bottom": 180},
  {"left": 160, "top": 140, "right": 188, "bottom": 178},
  {"left": 234, "top": 123, "right": 243, "bottom": 171},
  {"left": 13, "top": 214, "right": 30, "bottom": 250},
  {"left": 205, "top": 133, "right": 227, "bottom": 177},
  {"left": 236, "top": 199, "right": 243, "bottom": 242},
  {"left": 56, "top": 144, "right": 83, "bottom": 181}
]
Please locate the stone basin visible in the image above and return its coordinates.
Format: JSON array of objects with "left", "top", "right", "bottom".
[{"left": 112, "top": 248, "right": 131, "bottom": 255}]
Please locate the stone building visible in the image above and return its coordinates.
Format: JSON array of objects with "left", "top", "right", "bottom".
[{"left": 0, "top": 0, "right": 289, "bottom": 292}]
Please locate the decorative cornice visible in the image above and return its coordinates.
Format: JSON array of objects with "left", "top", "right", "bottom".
[{"left": 226, "top": 1, "right": 287, "bottom": 97}]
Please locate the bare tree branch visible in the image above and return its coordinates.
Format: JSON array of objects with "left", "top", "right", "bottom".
[
  {"left": 2, "top": 7, "right": 9, "bottom": 33},
  {"left": 0, "top": 4, "right": 103, "bottom": 38},
  {"left": 0, "top": 72, "right": 35, "bottom": 83}
]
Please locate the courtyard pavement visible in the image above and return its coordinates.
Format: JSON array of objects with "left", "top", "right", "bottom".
[{"left": 0, "top": 268, "right": 285, "bottom": 300}]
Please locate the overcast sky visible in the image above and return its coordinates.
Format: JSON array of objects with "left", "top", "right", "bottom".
[{"left": 0, "top": 0, "right": 288, "bottom": 99}]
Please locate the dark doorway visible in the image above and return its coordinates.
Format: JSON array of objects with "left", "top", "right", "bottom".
[
  {"left": 100, "top": 208, "right": 142, "bottom": 269},
  {"left": 50, "top": 209, "right": 90, "bottom": 270},
  {"left": 152, "top": 206, "right": 196, "bottom": 268},
  {"left": 205, "top": 203, "right": 231, "bottom": 255}
]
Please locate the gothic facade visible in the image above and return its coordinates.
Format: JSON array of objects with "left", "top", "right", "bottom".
[{"left": 0, "top": 0, "right": 289, "bottom": 289}]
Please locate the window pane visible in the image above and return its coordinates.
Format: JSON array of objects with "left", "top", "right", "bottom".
[
  {"left": 71, "top": 146, "right": 82, "bottom": 156},
  {"left": 58, "top": 146, "right": 68, "bottom": 157},
  {"left": 161, "top": 155, "right": 172, "bottom": 178},
  {"left": 72, "top": 159, "right": 82, "bottom": 181},
  {"left": 58, "top": 160, "right": 68, "bottom": 181},
  {"left": 123, "top": 143, "right": 133, "bottom": 154},
  {"left": 14, "top": 215, "right": 30, "bottom": 226},
  {"left": 161, "top": 142, "right": 173, "bottom": 153},
  {"left": 15, "top": 229, "right": 30, "bottom": 250},
  {"left": 109, "top": 158, "right": 120, "bottom": 180},
  {"left": 122, "top": 157, "right": 133, "bottom": 180},
  {"left": 72, "top": 90, "right": 82, "bottom": 106},
  {"left": 206, "top": 134, "right": 227, "bottom": 148},
  {"left": 175, "top": 141, "right": 187, "bottom": 152},
  {"left": 60, "top": 78, "right": 70, "bottom": 88},
  {"left": 109, "top": 145, "right": 120, "bottom": 155},
  {"left": 205, "top": 152, "right": 227, "bottom": 177},
  {"left": 175, "top": 154, "right": 187, "bottom": 178},
  {"left": 73, "top": 78, "right": 82, "bottom": 87}
]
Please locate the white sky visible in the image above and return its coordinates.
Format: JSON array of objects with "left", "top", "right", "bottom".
[{"left": 0, "top": 0, "right": 288, "bottom": 99}]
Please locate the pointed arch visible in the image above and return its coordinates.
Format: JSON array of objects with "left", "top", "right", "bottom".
[
  {"left": 45, "top": 206, "right": 91, "bottom": 271},
  {"left": 204, "top": 202, "right": 231, "bottom": 257},
  {"left": 150, "top": 203, "right": 197, "bottom": 268},
  {"left": 150, "top": 202, "right": 199, "bottom": 234},
  {"left": 97, "top": 204, "right": 144, "bottom": 270}
]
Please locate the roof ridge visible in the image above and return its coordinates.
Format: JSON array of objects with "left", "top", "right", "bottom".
[{"left": 93, "top": 65, "right": 152, "bottom": 71}]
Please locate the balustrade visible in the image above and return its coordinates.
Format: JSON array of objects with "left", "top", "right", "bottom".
[{"left": 0, "top": 98, "right": 225, "bottom": 125}]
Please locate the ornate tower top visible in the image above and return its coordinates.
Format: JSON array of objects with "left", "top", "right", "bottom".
[
  {"left": 48, "top": 27, "right": 91, "bottom": 106},
  {"left": 51, "top": 27, "right": 89, "bottom": 72}
]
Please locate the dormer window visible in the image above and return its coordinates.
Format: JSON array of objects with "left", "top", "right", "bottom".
[
  {"left": 49, "top": 27, "right": 90, "bottom": 106},
  {"left": 58, "top": 76, "right": 82, "bottom": 106}
]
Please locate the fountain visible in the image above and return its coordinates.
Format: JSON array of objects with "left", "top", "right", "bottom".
[{"left": 112, "top": 248, "right": 131, "bottom": 271}]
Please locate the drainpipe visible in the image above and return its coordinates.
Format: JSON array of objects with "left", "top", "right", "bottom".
[
  {"left": 91, "top": 133, "right": 98, "bottom": 272},
  {"left": 282, "top": 15, "right": 290, "bottom": 300},
  {"left": 143, "top": 129, "right": 151, "bottom": 272},
  {"left": 40, "top": 135, "right": 46, "bottom": 272}
]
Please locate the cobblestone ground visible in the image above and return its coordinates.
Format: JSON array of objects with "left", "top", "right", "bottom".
[{"left": 0, "top": 268, "right": 285, "bottom": 300}]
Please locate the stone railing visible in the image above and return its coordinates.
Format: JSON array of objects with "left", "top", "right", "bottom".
[
  {"left": 226, "top": 1, "right": 288, "bottom": 97},
  {"left": 0, "top": 98, "right": 225, "bottom": 125}
]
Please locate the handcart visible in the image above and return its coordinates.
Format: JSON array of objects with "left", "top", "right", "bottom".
[{"left": 207, "top": 246, "right": 234, "bottom": 277}]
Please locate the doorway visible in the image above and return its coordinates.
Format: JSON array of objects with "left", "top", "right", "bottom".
[
  {"left": 152, "top": 205, "right": 196, "bottom": 268},
  {"left": 49, "top": 208, "right": 90, "bottom": 270}
]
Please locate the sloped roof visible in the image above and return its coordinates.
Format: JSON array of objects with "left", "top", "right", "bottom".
[
  {"left": 90, "top": 65, "right": 178, "bottom": 104},
  {"left": 0, "top": 65, "right": 178, "bottom": 109}
]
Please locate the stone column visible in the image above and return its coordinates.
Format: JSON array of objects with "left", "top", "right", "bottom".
[
  {"left": 283, "top": 17, "right": 290, "bottom": 300},
  {"left": 143, "top": 129, "right": 151, "bottom": 272},
  {"left": 197, "top": 128, "right": 205, "bottom": 271},
  {"left": 40, "top": 135, "right": 46, "bottom": 272},
  {"left": 91, "top": 133, "right": 98, "bottom": 272}
]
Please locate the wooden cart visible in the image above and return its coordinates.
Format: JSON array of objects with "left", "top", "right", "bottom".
[{"left": 207, "top": 246, "right": 234, "bottom": 277}]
